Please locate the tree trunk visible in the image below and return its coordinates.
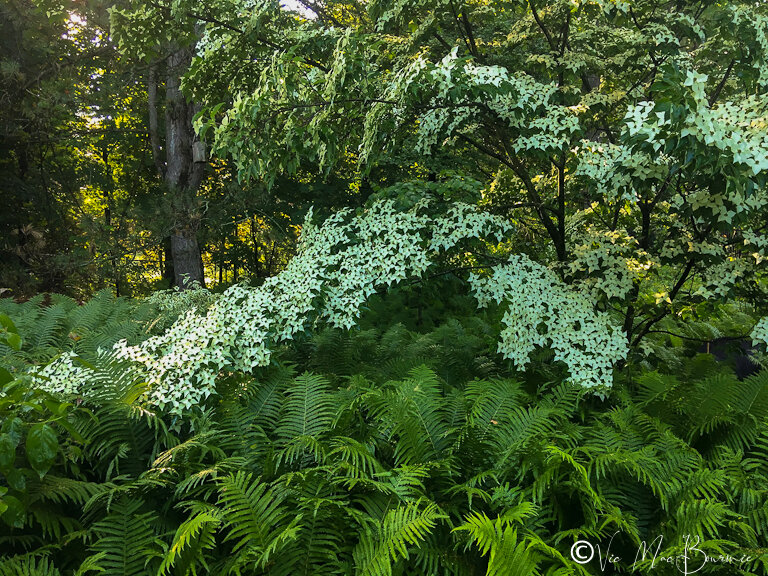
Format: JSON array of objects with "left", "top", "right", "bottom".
[
  {"left": 251, "top": 216, "right": 261, "bottom": 278},
  {"left": 159, "top": 44, "right": 206, "bottom": 289},
  {"left": 171, "top": 231, "right": 204, "bottom": 288},
  {"left": 162, "top": 236, "right": 175, "bottom": 286}
]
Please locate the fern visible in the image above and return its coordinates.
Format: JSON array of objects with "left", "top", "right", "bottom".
[
  {"left": 489, "top": 404, "right": 565, "bottom": 470},
  {"left": 245, "top": 368, "right": 293, "bottom": 431},
  {"left": 273, "top": 373, "right": 335, "bottom": 468},
  {"left": 87, "top": 498, "right": 163, "bottom": 576},
  {"left": 275, "top": 373, "right": 334, "bottom": 442},
  {"left": 27, "top": 304, "right": 68, "bottom": 359},
  {"left": 159, "top": 504, "right": 221, "bottom": 576},
  {"left": 0, "top": 555, "right": 62, "bottom": 576},
  {"left": 455, "top": 510, "right": 543, "bottom": 576},
  {"left": 216, "top": 471, "right": 301, "bottom": 570},
  {"left": 367, "top": 366, "right": 452, "bottom": 466},
  {"left": 464, "top": 378, "right": 523, "bottom": 440},
  {"left": 267, "top": 487, "right": 348, "bottom": 576},
  {"left": 3, "top": 292, "right": 767, "bottom": 576},
  {"left": 353, "top": 500, "right": 445, "bottom": 576}
]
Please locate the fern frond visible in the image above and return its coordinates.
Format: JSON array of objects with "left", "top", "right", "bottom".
[
  {"left": 464, "top": 378, "right": 523, "bottom": 440},
  {"left": 0, "top": 555, "right": 62, "bottom": 576},
  {"left": 326, "top": 436, "right": 383, "bottom": 480},
  {"left": 244, "top": 366, "right": 294, "bottom": 430},
  {"left": 489, "top": 405, "right": 564, "bottom": 470},
  {"left": 353, "top": 500, "right": 445, "bottom": 576},
  {"left": 275, "top": 373, "right": 334, "bottom": 443},
  {"left": 36, "top": 476, "right": 108, "bottom": 507},
  {"left": 216, "top": 471, "right": 301, "bottom": 567},
  {"left": 268, "top": 492, "right": 347, "bottom": 576},
  {"left": 88, "top": 498, "right": 163, "bottom": 576},
  {"left": 366, "top": 366, "right": 452, "bottom": 465},
  {"left": 158, "top": 505, "right": 221, "bottom": 576},
  {"left": 671, "top": 499, "right": 733, "bottom": 540},
  {"left": 455, "top": 512, "right": 542, "bottom": 576}
]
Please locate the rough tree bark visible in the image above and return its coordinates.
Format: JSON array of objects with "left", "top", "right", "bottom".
[{"left": 148, "top": 45, "right": 206, "bottom": 289}]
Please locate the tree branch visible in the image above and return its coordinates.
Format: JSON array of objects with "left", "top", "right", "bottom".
[
  {"left": 147, "top": 0, "right": 331, "bottom": 72},
  {"left": 529, "top": 1, "right": 556, "bottom": 51},
  {"left": 708, "top": 59, "right": 735, "bottom": 106}
]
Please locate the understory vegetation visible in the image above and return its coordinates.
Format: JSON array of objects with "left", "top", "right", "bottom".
[{"left": 1, "top": 285, "right": 767, "bottom": 575}]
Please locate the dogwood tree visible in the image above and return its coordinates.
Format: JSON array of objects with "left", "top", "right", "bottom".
[
  {"left": 83, "top": 0, "right": 768, "bottom": 402},
  {"left": 177, "top": 0, "right": 768, "bottom": 345}
]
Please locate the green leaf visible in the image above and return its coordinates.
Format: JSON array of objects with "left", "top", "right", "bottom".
[
  {"left": 0, "top": 367, "right": 13, "bottom": 386},
  {"left": 25, "top": 423, "right": 58, "bottom": 478},
  {"left": 3, "top": 333, "right": 22, "bottom": 351},
  {"left": 55, "top": 417, "right": 84, "bottom": 444},
  {"left": 0, "top": 433, "right": 15, "bottom": 468},
  {"left": 0, "top": 313, "right": 18, "bottom": 334},
  {"left": 4, "top": 467, "right": 26, "bottom": 491},
  {"left": 0, "top": 494, "right": 25, "bottom": 528},
  {"left": 44, "top": 397, "right": 72, "bottom": 416},
  {"left": 2, "top": 417, "right": 23, "bottom": 446}
]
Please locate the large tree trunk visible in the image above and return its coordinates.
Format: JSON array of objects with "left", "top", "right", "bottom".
[
  {"left": 155, "top": 45, "right": 206, "bottom": 289},
  {"left": 171, "top": 231, "right": 203, "bottom": 288}
]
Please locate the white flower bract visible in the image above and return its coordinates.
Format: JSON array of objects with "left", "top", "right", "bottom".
[{"left": 32, "top": 199, "right": 627, "bottom": 413}]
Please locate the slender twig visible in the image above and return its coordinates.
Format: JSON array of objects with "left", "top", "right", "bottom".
[
  {"left": 529, "top": 1, "right": 556, "bottom": 51},
  {"left": 708, "top": 59, "right": 735, "bottom": 106}
]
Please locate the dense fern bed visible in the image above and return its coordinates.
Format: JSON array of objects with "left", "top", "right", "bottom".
[{"left": 0, "top": 291, "right": 767, "bottom": 575}]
